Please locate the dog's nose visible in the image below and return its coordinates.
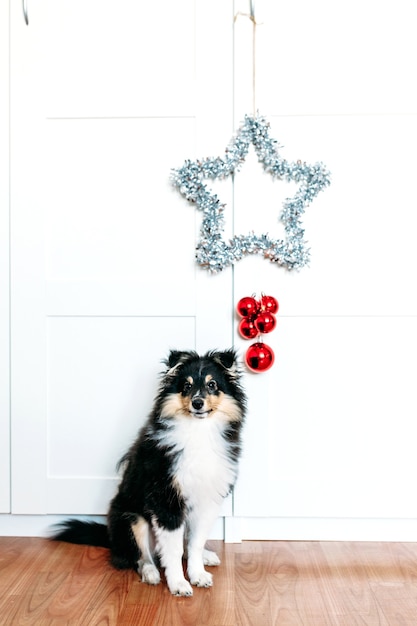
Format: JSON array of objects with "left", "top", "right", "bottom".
[{"left": 192, "top": 397, "right": 204, "bottom": 411}]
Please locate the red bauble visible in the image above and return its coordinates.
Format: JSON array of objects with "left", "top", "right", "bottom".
[
  {"left": 254, "top": 312, "right": 276, "bottom": 334},
  {"left": 238, "top": 317, "right": 258, "bottom": 339},
  {"left": 245, "top": 342, "right": 275, "bottom": 372},
  {"left": 260, "top": 294, "right": 279, "bottom": 314},
  {"left": 236, "top": 296, "right": 259, "bottom": 318}
]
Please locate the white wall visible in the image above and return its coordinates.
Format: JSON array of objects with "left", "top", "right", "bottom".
[
  {"left": 1, "top": 0, "right": 416, "bottom": 540},
  {"left": 231, "top": 0, "right": 417, "bottom": 540},
  {"left": 0, "top": 0, "right": 10, "bottom": 513}
]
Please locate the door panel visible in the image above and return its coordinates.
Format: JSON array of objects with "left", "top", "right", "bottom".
[
  {"left": 47, "top": 316, "right": 195, "bottom": 513},
  {"left": 234, "top": 316, "right": 417, "bottom": 519},
  {"left": 256, "top": 0, "right": 416, "bottom": 116},
  {"left": 45, "top": 0, "right": 196, "bottom": 118},
  {"left": 232, "top": 0, "right": 417, "bottom": 531},
  {"left": 44, "top": 118, "right": 197, "bottom": 282},
  {"left": 11, "top": 0, "right": 234, "bottom": 515},
  {"left": 0, "top": 0, "right": 10, "bottom": 513}
]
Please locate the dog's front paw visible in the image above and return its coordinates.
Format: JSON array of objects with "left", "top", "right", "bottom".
[
  {"left": 168, "top": 578, "right": 193, "bottom": 597},
  {"left": 138, "top": 561, "right": 161, "bottom": 586},
  {"left": 203, "top": 549, "right": 221, "bottom": 566},
  {"left": 189, "top": 569, "right": 213, "bottom": 588}
]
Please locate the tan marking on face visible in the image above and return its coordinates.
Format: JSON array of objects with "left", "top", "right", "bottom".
[
  {"left": 211, "top": 393, "right": 243, "bottom": 422},
  {"left": 182, "top": 397, "right": 194, "bottom": 413},
  {"left": 205, "top": 391, "right": 220, "bottom": 413},
  {"left": 160, "top": 393, "right": 185, "bottom": 418}
]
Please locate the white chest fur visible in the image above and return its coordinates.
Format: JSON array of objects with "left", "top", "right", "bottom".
[{"left": 158, "top": 415, "right": 238, "bottom": 507}]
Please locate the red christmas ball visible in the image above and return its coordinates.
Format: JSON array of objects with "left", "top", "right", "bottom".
[
  {"left": 260, "top": 294, "right": 279, "bottom": 315},
  {"left": 254, "top": 312, "right": 276, "bottom": 334},
  {"left": 236, "top": 296, "right": 259, "bottom": 318},
  {"left": 245, "top": 342, "right": 275, "bottom": 372},
  {"left": 238, "top": 317, "right": 259, "bottom": 339}
]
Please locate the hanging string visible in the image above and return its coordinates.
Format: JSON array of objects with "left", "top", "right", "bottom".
[
  {"left": 234, "top": 2, "right": 261, "bottom": 116},
  {"left": 251, "top": 10, "right": 257, "bottom": 115}
]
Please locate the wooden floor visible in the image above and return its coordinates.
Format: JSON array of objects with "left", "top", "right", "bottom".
[{"left": 1, "top": 538, "right": 417, "bottom": 625}]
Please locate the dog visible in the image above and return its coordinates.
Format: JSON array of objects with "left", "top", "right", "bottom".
[{"left": 52, "top": 349, "right": 246, "bottom": 596}]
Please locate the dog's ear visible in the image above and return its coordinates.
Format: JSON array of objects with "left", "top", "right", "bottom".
[
  {"left": 165, "top": 350, "right": 196, "bottom": 370},
  {"left": 213, "top": 348, "right": 238, "bottom": 372},
  {"left": 166, "top": 350, "right": 186, "bottom": 369}
]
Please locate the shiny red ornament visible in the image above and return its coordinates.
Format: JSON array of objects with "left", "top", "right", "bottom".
[
  {"left": 254, "top": 312, "right": 276, "bottom": 334},
  {"left": 260, "top": 294, "right": 279, "bottom": 315},
  {"left": 245, "top": 342, "right": 275, "bottom": 372},
  {"left": 236, "top": 296, "right": 259, "bottom": 318},
  {"left": 238, "top": 317, "right": 258, "bottom": 339}
]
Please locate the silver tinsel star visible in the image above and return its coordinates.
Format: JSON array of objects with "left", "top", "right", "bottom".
[{"left": 171, "top": 114, "right": 331, "bottom": 272}]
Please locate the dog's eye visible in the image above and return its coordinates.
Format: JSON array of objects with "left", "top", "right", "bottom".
[
  {"left": 207, "top": 380, "right": 218, "bottom": 392},
  {"left": 183, "top": 381, "right": 192, "bottom": 394}
]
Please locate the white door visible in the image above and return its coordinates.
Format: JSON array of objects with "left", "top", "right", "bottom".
[
  {"left": 0, "top": 0, "right": 10, "bottom": 513},
  {"left": 232, "top": 0, "right": 417, "bottom": 538},
  {"left": 10, "top": 0, "right": 235, "bottom": 515}
]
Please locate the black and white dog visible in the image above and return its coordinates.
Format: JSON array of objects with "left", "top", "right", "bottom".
[{"left": 52, "top": 349, "right": 246, "bottom": 596}]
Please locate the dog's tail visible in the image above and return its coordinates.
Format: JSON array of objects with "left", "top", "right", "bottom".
[{"left": 51, "top": 519, "right": 110, "bottom": 548}]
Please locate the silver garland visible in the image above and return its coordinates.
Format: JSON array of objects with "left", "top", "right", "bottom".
[{"left": 171, "top": 114, "right": 331, "bottom": 273}]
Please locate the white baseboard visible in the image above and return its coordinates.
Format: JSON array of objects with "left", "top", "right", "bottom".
[
  {"left": 0, "top": 514, "right": 225, "bottom": 540},
  {"left": 1, "top": 514, "right": 417, "bottom": 543},
  {"left": 228, "top": 517, "right": 417, "bottom": 542}
]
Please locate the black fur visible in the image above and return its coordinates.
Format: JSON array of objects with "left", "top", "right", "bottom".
[
  {"left": 53, "top": 519, "right": 110, "bottom": 548},
  {"left": 51, "top": 349, "right": 246, "bottom": 581}
]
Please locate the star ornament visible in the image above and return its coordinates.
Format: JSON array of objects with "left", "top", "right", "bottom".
[{"left": 171, "top": 114, "right": 331, "bottom": 273}]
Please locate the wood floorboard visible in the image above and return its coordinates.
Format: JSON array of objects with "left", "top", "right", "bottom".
[{"left": 1, "top": 537, "right": 417, "bottom": 625}]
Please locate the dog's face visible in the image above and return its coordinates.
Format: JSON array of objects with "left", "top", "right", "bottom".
[{"left": 159, "top": 349, "right": 245, "bottom": 423}]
